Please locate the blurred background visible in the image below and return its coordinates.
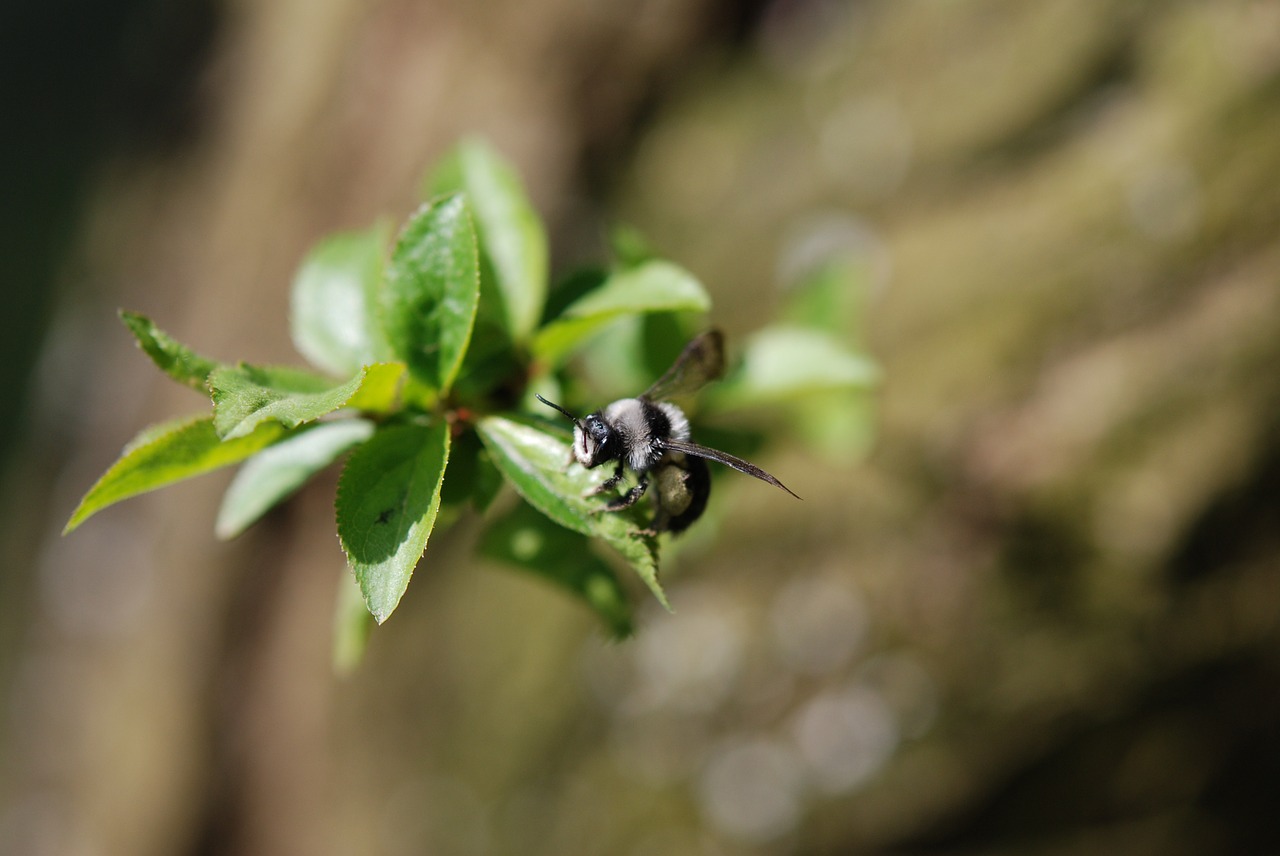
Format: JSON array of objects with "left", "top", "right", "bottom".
[{"left": 3, "top": 0, "right": 1280, "bottom": 854}]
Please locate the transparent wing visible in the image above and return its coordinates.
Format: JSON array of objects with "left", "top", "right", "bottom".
[
  {"left": 662, "top": 437, "right": 801, "bottom": 499},
  {"left": 643, "top": 329, "right": 726, "bottom": 402}
]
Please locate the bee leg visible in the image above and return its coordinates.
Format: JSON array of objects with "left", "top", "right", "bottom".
[
  {"left": 603, "top": 474, "right": 648, "bottom": 511},
  {"left": 586, "top": 461, "right": 626, "bottom": 497}
]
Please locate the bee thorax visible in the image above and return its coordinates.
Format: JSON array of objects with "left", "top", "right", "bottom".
[
  {"left": 596, "top": 398, "right": 689, "bottom": 472},
  {"left": 654, "top": 401, "right": 690, "bottom": 442}
]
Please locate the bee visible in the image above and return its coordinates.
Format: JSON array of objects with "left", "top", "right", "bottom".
[{"left": 536, "top": 330, "right": 800, "bottom": 534}]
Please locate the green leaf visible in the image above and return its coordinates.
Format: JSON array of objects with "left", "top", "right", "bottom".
[
  {"left": 119, "top": 311, "right": 222, "bottom": 391},
  {"left": 480, "top": 501, "right": 632, "bottom": 638},
  {"left": 476, "top": 416, "right": 666, "bottom": 610},
  {"left": 437, "top": 429, "right": 503, "bottom": 514},
  {"left": 532, "top": 260, "right": 711, "bottom": 367},
  {"left": 336, "top": 423, "right": 451, "bottom": 623},
  {"left": 541, "top": 267, "right": 607, "bottom": 326},
  {"left": 609, "top": 223, "right": 656, "bottom": 268},
  {"left": 380, "top": 194, "right": 480, "bottom": 392},
  {"left": 571, "top": 312, "right": 696, "bottom": 404},
  {"left": 782, "top": 257, "right": 869, "bottom": 339},
  {"left": 342, "top": 361, "right": 407, "bottom": 414},
  {"left": 216, "top": 419, "right": 375, "bottom": 539},
  {"left": 290, "top": 222, "right": 392, "bottom": 376},
  {"left": 470, "top": 444, "right": 504, "bottom": 514},
  {"left": 210, "top": 363, "right": 386, "bottom": 440},
  {"left": 791, "top": 389, "right": 877, "bottom": 465},
  {"left": 704, "top": 326, "right": 881, "bottom": 413},
  {"left": 446, "top": 317, "right": 521, "bottom": 404},
  {"left": 64, "top": 416, "right": 286, "bottom": 534},
  {"left": 429, "top": 139, "right": 547, "bottom": 342}
]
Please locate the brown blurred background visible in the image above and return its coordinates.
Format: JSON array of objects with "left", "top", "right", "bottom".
[{"left": 3, "top": 1, "right": 1280, "bottom": 854}]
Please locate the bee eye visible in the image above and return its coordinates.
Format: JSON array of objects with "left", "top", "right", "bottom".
[{"left": 586, "top": 417, "right": 609, "bottom": 443}]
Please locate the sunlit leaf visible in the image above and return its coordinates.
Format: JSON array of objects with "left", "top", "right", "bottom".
[
  {"left": 290, "top": 222, "right": 392, "bottom": 376},
  {"left": 428, "top": 139, "right": 547, "bottom": 342},
  {"left": 705, "top": 326, "right": 880, "bottom": 413},
  {"left": 476, "top": 415, "right": 666, "bottom": 609},
  {"left": 342, "top": 361, "right": 407, "bottom": 414},
  {"left": 380, "top": 194, "right": 480, "bottom": 393},
  {"left": 209, "top": 363, "right": 374, "bottom": 440},
  {"left": 215, "top": 419, "right": 375, "bottom": 539},
  {"left": 64, "top": 416, "right": 285, "bottom": 534},
  {"left": 336, "top": 423, "right": 451, "bottom": 623},
  {"left": 532, "top": 260, "right": 711, "bottom": 367},
  {"left": 572, "top": 313, "right": 706, "bottom": 406},
  {"left": 119, "top": 311, "right": 222, "bottom": 391}
]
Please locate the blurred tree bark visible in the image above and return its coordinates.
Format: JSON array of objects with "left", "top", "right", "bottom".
[
  {"left": 611, "top": 1, "right": 1280, "bottom": 852},
  {"left": 878, "top": 3, "right": 1280, "bottom": 844}
]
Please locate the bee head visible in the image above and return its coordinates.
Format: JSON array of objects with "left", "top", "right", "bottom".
[
  {"left": 576, "top": 413, "right": 615, "bottom": 468},
  {"left": 535, "top": 394, "right": 615, "bottom": 468}
]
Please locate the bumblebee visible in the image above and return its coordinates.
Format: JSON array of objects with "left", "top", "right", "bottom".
[{"left": 537, "top": 330, "right": 799, "bottom": 533}]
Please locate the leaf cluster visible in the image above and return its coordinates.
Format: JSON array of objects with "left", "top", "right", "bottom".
[{"left": 65, "top": 139, "right": 878, "bottom": 646}]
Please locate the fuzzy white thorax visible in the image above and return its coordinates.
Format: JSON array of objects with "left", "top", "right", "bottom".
[
  {"left": 655, "top": 401, "right": 690, "bottom": 441},
  {"left": 592, "top": 398, "right": 691, "bottom": 473}
]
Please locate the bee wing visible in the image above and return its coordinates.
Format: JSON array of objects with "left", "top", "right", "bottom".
[
  {"left": 643, "top": 329, "right": 726, "bottom": 402},
  {"left": 663, "top": 437, "right": 801, "bottom": 499}
]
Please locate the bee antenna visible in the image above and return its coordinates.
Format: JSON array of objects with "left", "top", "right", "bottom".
[{"left": 534, "top": 394, "right": 583, "bottom": 429}]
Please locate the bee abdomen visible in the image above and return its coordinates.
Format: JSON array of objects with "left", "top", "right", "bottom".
[{"left": 655, "top": 455, "right": 710, "bottom": 534}]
